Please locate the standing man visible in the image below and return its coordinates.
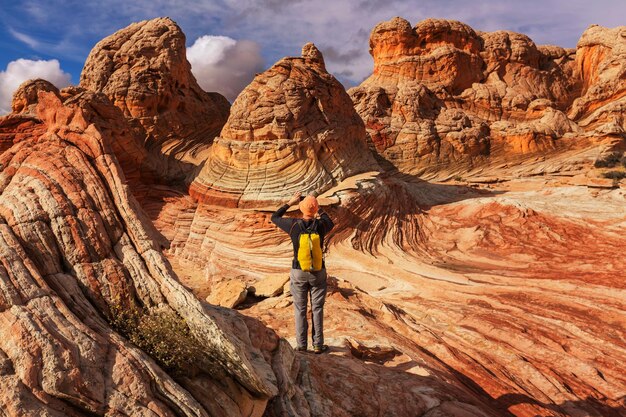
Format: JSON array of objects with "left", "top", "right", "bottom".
[{"left": 271, "top": 191, "right": 334, "bottom": 353}]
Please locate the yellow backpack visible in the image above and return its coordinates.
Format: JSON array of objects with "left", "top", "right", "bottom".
[{"left": 296, "top": 220, "right": 323, "bottom": 272}]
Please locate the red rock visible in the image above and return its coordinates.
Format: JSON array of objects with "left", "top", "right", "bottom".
[
  {"left": 80, "top": 17, "right": 230, "bottom": 180},
  {"left": 189, "top": 43, "right": 378, "bottom": 208},
  {"left": 368, "top": 17, "right": 483, "bottom": 93},
  {"left": 0, "top": 90, "right": 280, "bottom": 415},
  {"left": 351, "top": 17, "right": 584, "bottom": 175},
  {"left": 2, "top": 15, "right": 625, "bottom": 417},
  {"left": 11, "top": 79, "right": 61, "bottom": 114}
]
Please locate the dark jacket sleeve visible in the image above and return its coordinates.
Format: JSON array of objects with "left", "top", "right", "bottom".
[
  {"left": 318, "top": 210, "right": 334, "bottom": 233},
  {"left": 271, "top": 204, "right": 294, "bottom": 234}
]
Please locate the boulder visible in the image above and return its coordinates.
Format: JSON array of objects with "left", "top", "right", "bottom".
[
  {"left": 251, "top": 274, "right": 290, "bottom": 298},
  {"left": 206, "top": 280, "right": 248, "bottom": 308}
]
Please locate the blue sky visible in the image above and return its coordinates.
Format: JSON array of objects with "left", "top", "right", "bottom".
[{"left": 1, "top": 0, "right": 625, "bottom": 112}]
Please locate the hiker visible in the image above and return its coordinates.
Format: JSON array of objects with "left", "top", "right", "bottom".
[{"left": 271, "top": 191, "right": 334, "bottom": 354}]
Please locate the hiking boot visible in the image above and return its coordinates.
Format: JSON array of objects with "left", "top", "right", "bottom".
[
  {"left": 295, "top": 346, "right": 307, "bottom": 352},
  {"left": 313, "top": 345, "right": 328, "bottom": 354}
]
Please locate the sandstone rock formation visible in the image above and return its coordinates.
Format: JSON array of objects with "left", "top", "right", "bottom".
[
  {"left": 206, "top": 279, "right": 248, "bottom": 308},
  {"left": 159, "top": 171, "right": 626, "bottom": 417},
  {"left": 0, "top": 90, "right": 283, "bottom": 415},
  {"left": 2, "top": 15, "right": 626, "bottom": 417},
  {"left": 0, "top": 87, "right": 502, "bottom": 416},
  {"left": 189, "top": 43, "right": 379, "bottom": 207},
  {"left": 350, "top": 17, "right": 615, "bottom": 175},
  {"left": 11, "top": 79, "right": 61, "bottom": 114},
  {"left": 569, "top": 24, "right": 626, "bottom": 138},
  {"left": 80, "top": 17, "right": 230, "bottom": 180}
]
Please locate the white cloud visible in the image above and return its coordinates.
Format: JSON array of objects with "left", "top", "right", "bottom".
[
  {"left": 187, "top": 35, "right": 265, "bottom": 102},
  {"left": 0, "top": 59, "right": 72, "bottom": 115},
  {"left": 4, "top": 0, "right": 626, "bottom": 97},
  {"left": 216, "top": 0, "right": 626, "bottom": 87},
  {"left": 8, "top": 28, "right": 41, "bottom": 49}
]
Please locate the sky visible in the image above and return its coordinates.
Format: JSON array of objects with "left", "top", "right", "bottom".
[{"left": 1, "top": 0, "right": 625, "bottom": 113}]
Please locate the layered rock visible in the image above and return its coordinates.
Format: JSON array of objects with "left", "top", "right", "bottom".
[
  {"left": 0, "top": 74, "right": 501, "bottom": 417},
  {"left": 2, "top": 14, "right": 626, "bottom": 417},
  {"left": 0, "top": 79, "right": 62, "bottom": 155},
  {"left": 0, "top": 90, "right": 279, "bottom": 415},
  {"left": 11, "top": 79, "right": 61, "bottom": 114},
  {"left": 150, "top": 168, "right": 626, "bottom": 417},
  {"left": 350, "top": 17, "right": 588, "bottom": 175},
  {"left": 367, "top": 17, "right": 484, "bottom": 94},
  {"left": 189, "top": 43, "right": 378, "bottom": 207},
  {"left": 569, "top": 24, "right": 626, "bottom": 138},
  {"left": 80, "top": 17, "right": 230, "bottom": 180}
]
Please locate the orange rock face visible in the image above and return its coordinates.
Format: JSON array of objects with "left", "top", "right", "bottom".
[
  {"left": 80, "top": 17, "right": 230, "bottom": 180},
  {"left": 368, "top": 18, "right": 484, "bottom": 93},
  {"left": 569, "top": 24, "right": 626, "bottom": 136},
  {"left": 351, "top": 17, "right": 590, "bottom": 175},
  {"left": 11, "top": 79, "right": 61, "bottom": 114},
  {"left": 189, "top": 43, "right": 379, "bottom": 207}
]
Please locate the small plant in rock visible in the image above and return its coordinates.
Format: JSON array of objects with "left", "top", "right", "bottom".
[
  {"left": 109, "top": 302, "right": 205, "bottom": 377},
  {"left": 601, "top": 170, "right": 626, "bottom": 180},
  {"left": 594, "top": 152, "right": 622, "bottom": 168}
]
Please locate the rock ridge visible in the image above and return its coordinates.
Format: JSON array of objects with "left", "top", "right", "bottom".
[{"left": 189, "top": 42, "right": 379, "bottom": 207}]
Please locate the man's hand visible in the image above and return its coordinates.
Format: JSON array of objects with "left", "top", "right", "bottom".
[{"left": 287, "top": 191, "right": 302, "bottom": 206}]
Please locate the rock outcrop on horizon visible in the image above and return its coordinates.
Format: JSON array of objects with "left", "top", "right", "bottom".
[
  {"left": 189, "top": 43, "right": 379, "bottom": 207},
  {"left": 80, "top": 17, "right": 230, "bottom": 180},
  {"left": 350, "top": 17, "right": 626, "bottom": 175},
  {"left": 569, "top": 24, "right": 626, "bottom": 134}
]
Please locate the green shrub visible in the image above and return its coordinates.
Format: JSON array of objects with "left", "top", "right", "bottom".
[
  {"left": 601, "top": 170, "right": 626, "bottom": 180},
  {"left": 594, "top": 153, "right": 622, "bottom": 168},
  {"left": 109, "top": 303, "right": 204, "bottom": 377}
]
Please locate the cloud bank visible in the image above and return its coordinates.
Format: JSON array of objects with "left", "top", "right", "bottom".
[
  {"left": 0, "top": 59, "right": 72, "bottom": 114},
  {"left": 187, "top": 35, "right": 265, "bottom": 102}
]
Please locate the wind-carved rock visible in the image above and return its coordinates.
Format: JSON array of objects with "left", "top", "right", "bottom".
[
  {"left": 0, "top": 90, "right": 280, "bottom": 415},
  {"left": 80, "top": 17, "right": 230, "bottom": 180},
  {"left": 0, "top": 80, "right": 54, "bottom": 155},
  {"left": 11, "top": 79, "right": 61, "bottom": 114},
  {"left": 367, "top": 17, "right": 484, "bottom": 94},
  {"left": 351, "top": 17, "right": 583, "bottom": 174},
  {"left": 189, "top": 43, "right": 379, "bottom": 207},
  {"left": 2, "top": 15, "right": 625, "bottom": 417},
  {"left": 569, "top": 24, "right": 626, "bottom": 139}
]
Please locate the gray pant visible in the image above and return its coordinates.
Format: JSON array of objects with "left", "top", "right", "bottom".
[{"left": 290, "top": 268, "right": 327, "bottom": 348}]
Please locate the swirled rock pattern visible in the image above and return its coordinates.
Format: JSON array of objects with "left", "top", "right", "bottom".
[
  {"left": 188, "top": 43, "right": 378, "bottom": 208},
  {"left": 2, "top": 15, "right": 626, "bottom": 417},
  {"left": 0, "top": 90, "right": 280, "bottom": 416},
  {"left": 0, "top": 72, "right": 500, "bottom": 417},
  {"left": 80, "top": 17, "right": 230, "bottom": 180}
]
